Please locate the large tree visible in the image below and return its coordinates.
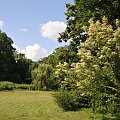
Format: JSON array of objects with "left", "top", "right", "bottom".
[
  {"left": 0, "top": 31, "right": 17, "bottom": 82},
  {"left": 15, "top": 53, "right": 32, "bottom": 84},
  {"left": 58, "top": 0, "right": 120, "bottom": 51},
  {"left": 73, "top": 17, "right": 120, "bottom": 115}
]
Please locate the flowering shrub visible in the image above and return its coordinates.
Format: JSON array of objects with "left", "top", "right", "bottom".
[
  {"left": 74, "top": 17, "right": 120, "bottom": 115},
  {"left": 54, "top": 17, "right": 120, "bottom": 115}
]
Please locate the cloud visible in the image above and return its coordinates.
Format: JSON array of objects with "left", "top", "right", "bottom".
[
  {"left": 13, "top": 44, "right": 48, "bottom": 61},
  {"left": 0, "top": 21, "right": 4, "bottom": 29},
  {"left": 40, "top": 21, "right": 66, "bottom": 41},
  {"left": 19, "top": 28, "right": 28, "bottom": 32}
]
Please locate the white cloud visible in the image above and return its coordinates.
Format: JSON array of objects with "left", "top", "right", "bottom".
[
  {"left": 0, "top": 21, "right": 4, "bottom": 29},
  {"left": 40, "top": 21, "right": 66, "bottom": 41},
  {"left": 19, "top": 28, "right": 28, "bottom": 32},
  {"left": 13, "top": 44, "right": 48, "bottom": 61}
]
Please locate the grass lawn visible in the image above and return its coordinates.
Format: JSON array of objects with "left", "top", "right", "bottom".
[{"left": 0, "top": 91, "right": 103, "bottom": 120}]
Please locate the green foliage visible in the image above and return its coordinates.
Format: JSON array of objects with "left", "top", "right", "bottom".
[
  {"left": 0, "top": 81, "right": 15, "bottom": 90},
  {"left": 55, "top": 46, "right": 80, "bottom": 64},
  {"left": 32, "top": 64, "right": 53, "bottom": 90},
  {"left": 0, "top": 31, "right": 17, "bottom": 82},
  {"left": 39, "top": 54, "right": 58, "bottom": 68},
  {"left": 15, "top": 84, "right": 31, "bottom": 90},
  {"left": 55, "top": 17, "right": 120, "bottom": 116},
  {"left": 0, "top": 31, "right": 33, "bottom": 84},
  {"left": 60, "top": 72, "right": 78, "bottom": 91},
  {"left": 39, "top": 46, "right": 80, "bottom": 68},
  {"left": 38, "top": 46, "right": 80, "bottom": 91},
  {"left": 72, "top": 17, "right": 120, "bottom": 115},
  {"left": 0, "top": 81, "right": 34, "bottom": 91},
  {"left": 54, "top": 90, "right": 79, "bottom": 111},
  {"left": 30, "top": 61, "right": 38, "bottom": 70},
  {"left": 54, "top": 90, "right": 91, "bottom": 111},
  {"left": 47, "top": 74, "right": 59, "bottom": 90},
  {"left": 15, "top": 53, "right": 32, "bottom": 84},
  {"left": 60, "top": 78, "right": 77, "bottom": 91},
  {"left": 96, "top": 106, "right": 108, "bottom": 114},
  {"left": 58, "top": 0, "right": 120, "bottom": 51},
  {"left": 54, "top": 61, "right": 80, "bottom": 90}
]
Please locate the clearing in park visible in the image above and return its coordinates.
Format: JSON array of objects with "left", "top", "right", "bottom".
[{"left": 0, "top": 91, "right": 102, "bottom": 120}]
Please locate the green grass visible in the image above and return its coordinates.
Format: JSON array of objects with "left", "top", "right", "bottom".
[{"left": 0, "top": 91, "right": 103, "bottom": 120}]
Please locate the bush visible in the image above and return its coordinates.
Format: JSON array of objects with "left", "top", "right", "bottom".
[
  {"left": 54, "top": 90, "right": 78, "bottom": 111},
  {"left": 60, "top": 79, "right": 77, "bottom": 91},
  {"left": 0, "top": 81, "right": 15, "bottom": 90},
  {"left": 76, "top": 92, "right": 91, "bottom": 108},
  {"left": 96, "top": 106, "right": 108, "bottom": 114},
  {"left": 0, "top": 81, "right": 33, "bottom": 91},
  {"left": 15, "top": 84, "right": 30, "bottom": 90},
  {"left": 54, "top": 90, "right": 91, "bottom": 111}
]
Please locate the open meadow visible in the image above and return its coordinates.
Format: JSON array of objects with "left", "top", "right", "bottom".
[{"left": 0, "top": 91, "right": 102, "bottom": 120}]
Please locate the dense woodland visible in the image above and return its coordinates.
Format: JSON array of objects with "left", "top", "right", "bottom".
[{"left": 0, "top": 0, "right": 120, "bottom": 118}]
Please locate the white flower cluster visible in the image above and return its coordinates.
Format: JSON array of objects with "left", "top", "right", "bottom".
[{"left": 72, "top": 17, "right": 120, "bottom": 87}]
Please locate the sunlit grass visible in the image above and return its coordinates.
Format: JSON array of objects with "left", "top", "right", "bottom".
[{"left": 0, "top": 91, "right": 103, "bottom": 120}]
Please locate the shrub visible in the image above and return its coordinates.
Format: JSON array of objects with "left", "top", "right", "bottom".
[
  {"left": 0, "top": 81, "right": 15, "bottom": 90},
  {"left": 54, "top": 90, "right": 78, "bottom": 111},
  {"left": 60, "top": 78, "right": 77, "bottom": 91},
  {"left": 28, "top": 84, "right": 36, "bottom": 90},
  {"left": 54, "top": 90, "right": 91, "bottom": 111},
  {"left": 15, "top": 84, "right": 30, "bottom": 90},
  {"left": 76, "top": 92, "right": 91, "bottom": 108},
  {"left": 0, "top": 81, "right": 33, "bottom": 91},
  {"left": 96, "top": 106, "right": 108, "bottom": 114}
]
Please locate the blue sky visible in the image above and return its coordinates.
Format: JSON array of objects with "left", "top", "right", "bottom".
[{"left": 0, "top": 0, "right": 73, "bottom": 61}]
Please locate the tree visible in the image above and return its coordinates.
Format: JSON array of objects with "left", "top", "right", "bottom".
[
  {"left": 32, "top": 64, "right": 53, "bottom": 90},
  {"left": 39, "top": 53, "right": 58, "bottom": 68},
  {"left": 55, "top": 46, "right": 80, "bottom": 65},
  {"left": 58, "top": 0, "right": 120, "bottom": 51},
  {"left": 15, "top": 53, "right": 32, "bottom": 84},
  {"left": 73, "top": 17, "right": 120, "bottom": 115},
  {"left": 39, "top": 46, "right": 80, "bottom": 68},
  {"left": 0, "top": 31, "right": 17, "bottom": 82}
]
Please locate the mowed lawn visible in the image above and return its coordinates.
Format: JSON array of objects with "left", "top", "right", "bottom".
[{"left": 0, "top": 91, "right": 102, "bottom": 120}]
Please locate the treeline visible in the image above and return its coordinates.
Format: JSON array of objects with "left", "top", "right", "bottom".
[
  {"left": 0, "top": 31, "right": 32, "bottom": 84},
  {"left": 0, "top": 29, "right": 78, "bottom": 89}
]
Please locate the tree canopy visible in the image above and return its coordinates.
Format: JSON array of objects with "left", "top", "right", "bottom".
[
  {"left": 58, "top": 17, "right": 120, "bottom": 114},
  {"left": 58, "top": 0, "right": 120, "bottom": 50},
  {"left": 0, "top": 31, "right": 33, "bottom": 84},
  {"left": 32, "top": 64, "right": 53, "bottom": 90},
  {"left": 0, "top": 31, "right": 16, "bottom": 82}
]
